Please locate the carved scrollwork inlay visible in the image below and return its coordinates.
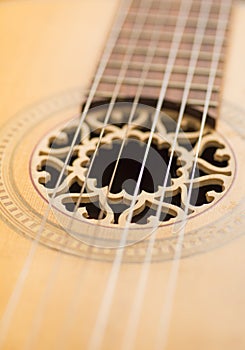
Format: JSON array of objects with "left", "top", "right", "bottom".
[{"left": 31, "top": 102, "right": 234, "bottom": 229}]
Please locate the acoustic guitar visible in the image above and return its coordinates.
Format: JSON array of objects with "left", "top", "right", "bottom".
[{"left": 0, "top": 0, "right": 244, "bottom": 349}]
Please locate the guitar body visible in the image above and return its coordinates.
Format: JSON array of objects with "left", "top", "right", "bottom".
[{"left": 0, "top": 1, "right": 244, "bottom": 349}]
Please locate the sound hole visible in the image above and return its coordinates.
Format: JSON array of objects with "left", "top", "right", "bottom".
[{"left": 34, "top": 101, "right": 233, "bottom": 227}]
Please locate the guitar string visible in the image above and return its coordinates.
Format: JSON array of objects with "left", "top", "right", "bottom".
[
  {"left": 54, "top": 1, "right": 173, "bottom": 349},
  {"left": 155, "top": 2, "right": 232, "bottom": 349},
  {"left": 121, "top": 0, "right": 216, "bottom": 348},
  {"left": 87, "top": 1, "right": 193, "bottom": 349},
  {"left": 0, "top": 0, "right": 132, "bottom": 347},
  {"left": 22, "top": 0, "right": 159, "bottom": 348}
]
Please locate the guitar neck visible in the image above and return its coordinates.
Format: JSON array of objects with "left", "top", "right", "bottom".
[{"left": 89, "top": 0, "right": 231, "bottom": 127}]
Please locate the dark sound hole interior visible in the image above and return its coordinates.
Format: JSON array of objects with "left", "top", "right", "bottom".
[
  {"left": 201, "top": 146, "right": 229, "bottom": 167},
  {"left": 131, "top": 206, "right": 175, "bottom": 224},
  {"left": 90, "top": 138, "right": 180, "bottom": 196},
  {"left": 38, "top": 165, "right": 66, "bottom": 189},
  {"left": 48, "top": 128, "right": 81, "bottom": 149},
  {"left": 63, "top": 200, "right": 106, "bottom": 220},
  {"left": 102, "top": 158, "right": 155, "bottom": 195}
]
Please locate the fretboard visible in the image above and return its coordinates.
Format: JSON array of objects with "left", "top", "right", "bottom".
[{"left": 87, "top": 0, "right": 232, "bottom": 127}]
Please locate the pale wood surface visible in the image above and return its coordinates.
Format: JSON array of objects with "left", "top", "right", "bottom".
[{"left": 0, "top": 1, "right": 244, "bottom": 350}]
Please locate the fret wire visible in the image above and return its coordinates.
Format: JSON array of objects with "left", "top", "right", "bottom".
[
  {"left": 128, "top": 8, "right": 225, "bottom": 18},
  {"left": 93, "top": 90, "right": 219, "bottom": 108},
  {"left": 113, "top": 45, "right": 225, "bottom": 61},
  {"left": 107, "top": 60, "right": 223, "bottom": 77},
  {"left": 185, "top": 98, "right": 218, "bottom": 107},
  {"left": 89, "top": 1, "right": 194, "bottom": 350},
  {"left": 100, "top": 75, "right": 220, "bottom": 92},
  {"left": 120, "top": 28, "right": 223, "bottom": 45},
  {"left": 130, "top": 1, "right": 223, "bottom": 13},
  {"left": 126, "top": 11, "right": 226, "bottom": 28}
]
